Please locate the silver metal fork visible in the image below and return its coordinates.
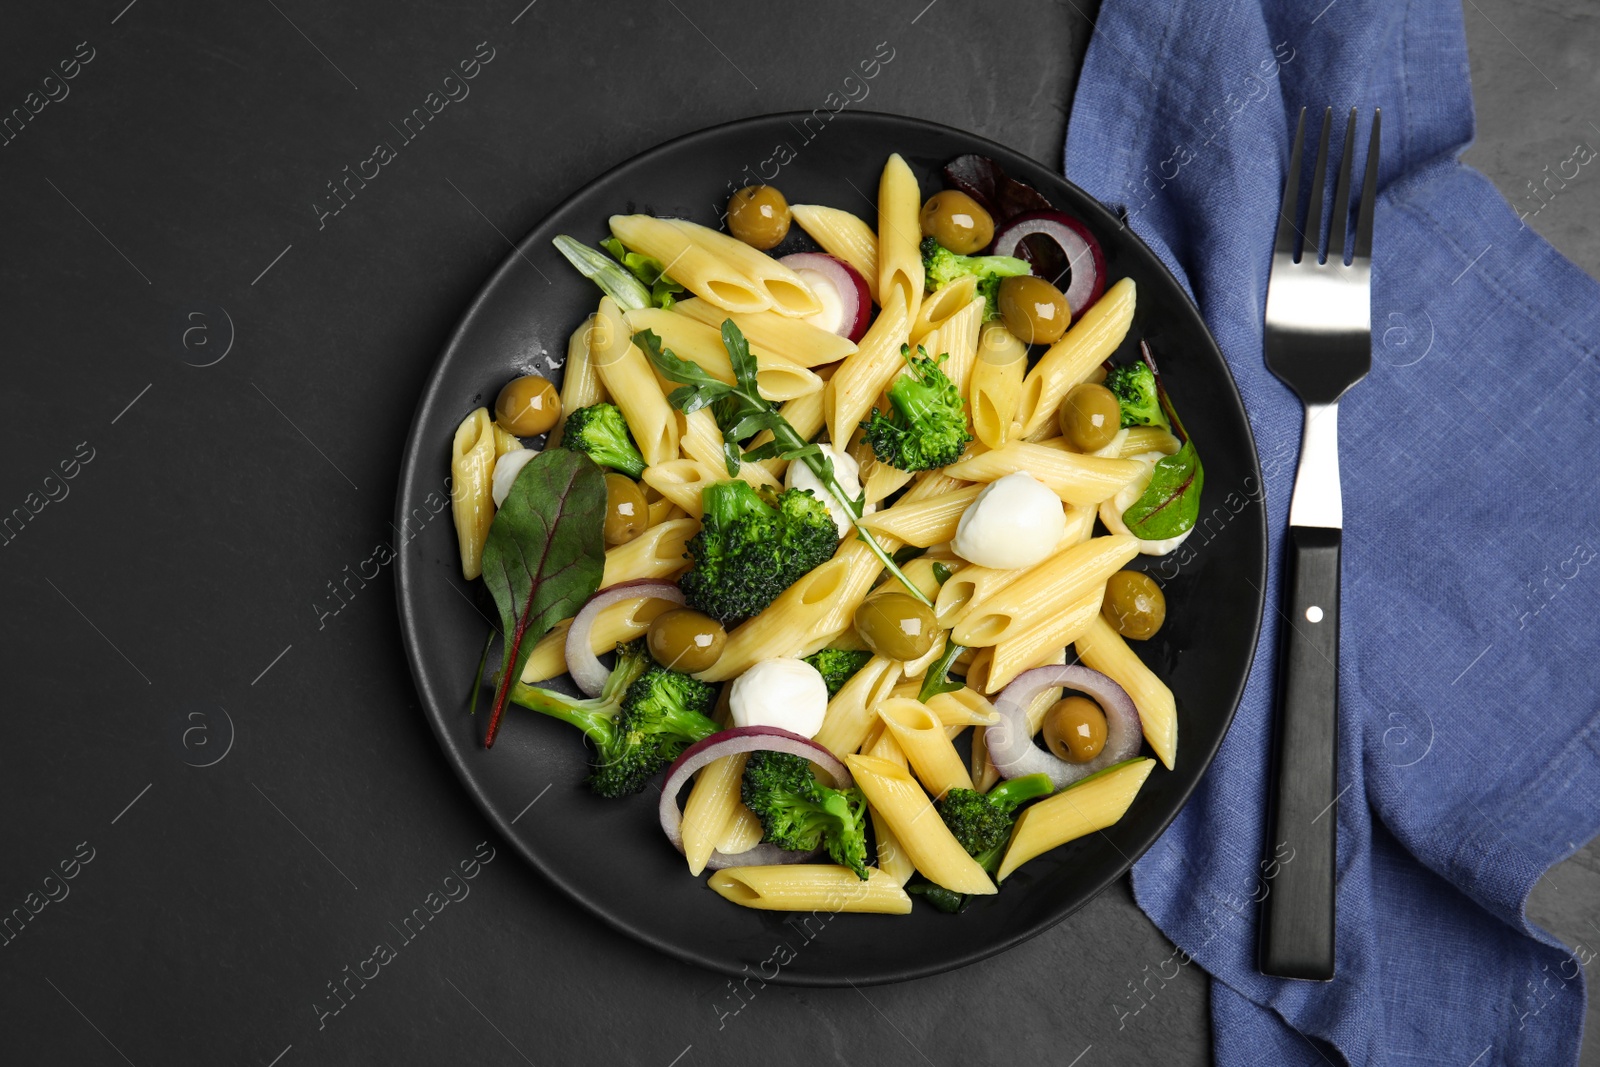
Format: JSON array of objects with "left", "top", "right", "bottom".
[{"left": 1258, "top": 107, "right": 1380, "bottom": 982}]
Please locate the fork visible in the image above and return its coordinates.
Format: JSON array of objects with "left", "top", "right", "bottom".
[{"left": 1258, "top": 106, "right": 1380, "bottom": 982}]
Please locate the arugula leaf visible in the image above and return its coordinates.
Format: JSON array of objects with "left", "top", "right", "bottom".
[
  {"left": 601, "top": 237, "right": 686, "bottom": 309},
  {"left": 917, "top": 637, "right": 967, "bottom": 702},
  {"left": 1120, "top": 342, "right": 1204, "bottom": 540},
  {"left": 932, "top": 562, "right": 955, "bottom": 584},
  {"left": 479, "top": 449, "right": 608, "bottom": 747},
  {"left": 551, "top": 235, "right": 651, "bottom": 310},
  {"left": 634, "top": 329, "right": 731, "bottom": 414},
  {"left": 639, "top": 319, "right": 934, "bottom": 607}
]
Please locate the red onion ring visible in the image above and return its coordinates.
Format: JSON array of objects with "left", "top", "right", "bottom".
[
  {"left": 565, "top": 580, "right": 683, "bottom": 696},
  {"left": 990, "top": 211, "right": 1106, "bottom": 315},
  {"left": 658, "top": 726, "right": 852, "bottom": 870},
  {"left": 779, "top": 253, "right": 870, "bottom": 341},
  {"left": 985, "top": 665, "right": 1142, "bottom": 788}
]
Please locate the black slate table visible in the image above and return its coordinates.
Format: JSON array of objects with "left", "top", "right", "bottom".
[{"left": 3, "top": 2, "right": 1595, "bottom": 1064}]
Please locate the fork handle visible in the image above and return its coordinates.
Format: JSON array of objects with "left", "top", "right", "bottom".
[{"left": 1259, "top": 525, "right": 1340, "bottom": 981}]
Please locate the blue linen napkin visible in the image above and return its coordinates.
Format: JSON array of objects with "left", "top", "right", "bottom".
[{"left": 1063, "top": 1, "right": 1600, "bottom": 1062}]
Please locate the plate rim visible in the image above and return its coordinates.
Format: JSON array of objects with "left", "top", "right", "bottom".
[{"left": 393, "top": 108, "right": 1267, "bottom": 986}]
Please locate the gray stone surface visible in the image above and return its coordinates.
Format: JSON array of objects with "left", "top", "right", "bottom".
[
  {"left": 1461, "top": 4, "right": 1600, "bottom": 1063},
  {"left": 0, "top": 1, "right": 1591, "bottom": 1065}
]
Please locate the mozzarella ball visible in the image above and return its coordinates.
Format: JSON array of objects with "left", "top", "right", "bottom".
[
  {"left": 491, "top": 448, "right": 539, "bottom": 507},
  {"left": 784, "top": 441, "right": 871, "bottom": 538},
  {"left": 951, "top": 471, "right": 1066, "bottom": 569},
  {"left": 729, "top": 658, "right": 830, "bottom": 738}
]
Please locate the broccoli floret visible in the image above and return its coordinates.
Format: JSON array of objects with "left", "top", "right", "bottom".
[
  {"left": 861, "top": 345, "right": 973, "bottom": 471},
  {"left": 559, "top": 402, "right": 648, "bottom": 478},
  {"left": 1103, "top": 363, "right": 1170, "bottom": 430},
  {"left": 921, "top": 236, "right": 1032, "bottom": 321},
  {"left": 803, "top": 648, "right": 874, "bottom": 696},
  {"left": 503, "top": 640, "right": 718, "bottom": 797},
  {"left": 678, "top": 480, "right": 840, "bottom": 624},
  {"left": 908, "top": 774, "right": 1054, "bottom": 913},
  {"left": 741, "top": 752, "right": 871, "bottom": 879}
]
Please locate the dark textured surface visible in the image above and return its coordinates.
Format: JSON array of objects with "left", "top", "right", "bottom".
[{"left": 0, "top": 1, "right": 1593, "bottom": 1064}]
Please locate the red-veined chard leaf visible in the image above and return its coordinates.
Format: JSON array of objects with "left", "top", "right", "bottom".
[
  {"left": 479, "top": 448, "right": 607, "bottom": 747},
  {"left": 1121, "top": 342, "right": 1203, "bottom": 540}
]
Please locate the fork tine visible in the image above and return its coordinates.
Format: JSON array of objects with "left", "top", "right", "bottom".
[
  {"left": 1301, "top": 108, "right": 1333, "bottom": 263},
  {"left": 1274, "top": 108, "right": 1308, "bottom": 257},
  {"left": 1327, "top": 108, "right": 1358, "bottom": 265},
  {"left": 1353, "top": 108, "right": 1381, "bottom": 260}
]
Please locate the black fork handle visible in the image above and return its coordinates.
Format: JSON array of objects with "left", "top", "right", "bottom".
[{"left": 1259, "top": 525, "right": 1340, "bottom": 981}]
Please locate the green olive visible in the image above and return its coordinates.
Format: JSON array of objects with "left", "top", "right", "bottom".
[
  {"left": 647, "top": 608, "right": 727, "bottom": 673},
  {"left": 602, "top": 473, "right": 647, "bottom": 546},
  {"left": 1058, "top": 382, "right": 1122, "bottom": 452},
  {"left": 1102, "top": 570, "right": 1166, "bottom": 640},
  {"left": 998, "top": 275, "right": 1072, "bottom": 345},
  {"left": 495, "top": 375, "right": 561, "bottom": 437},
  {"left": 853, "top": 592, "right": 938, "bottom": 661},
  {"left": 727, "top": 185, "right": 792, "bottom": 250},
  {"left": 918, "top": 190, "right": 995, "bottom": 255},
  {"left": 1043, "top": 696, "right": 1108, "bottom": 763}
]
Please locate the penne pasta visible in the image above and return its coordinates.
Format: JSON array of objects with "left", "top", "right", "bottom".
[
  {"left": 679, "top": 752, "right": 748, "bottom": 876},
  {"left": 548, "top": 313, "right": 609, "bottom": 448},
  {"left": 877, "top": 697, "right": 974, "bottom": 798},
  {"left": 707, "top": 865, "right": 912, "bottom": 914},
  {"left": 876, "top": 153, "right": 926, "bottom": 319},
  {"left": 641, "top": 459, "right": 722, "bottom": 518},
  {"left": 922, "top": 687, "right": 1002, "bottom": 728},
  {"left": 715, "top": 803, "right": 765, "bottom": 855},
  {"left": 493, "top": 425, "right": 523, "bottom": 457},
  {"left": 670, "top": 218, "right": 822, "bottom": 318},
  {"left": 859, "top": 485, "right": 982, "bottom": 547},
  {"left": 825, "top": 288, "right": 912, "bottom": 447},
  {"left": 1114, "top": 425, "right": 1183, "bottom": 458},
  {"left": 450, "top": 407, "right": 496, "bottom": 580},
  {"left": 996, "top": 757, "right": 1156, "bottom": 881},
  {"left": 591, "top": 297, "right": 680, "bottom": 466},
  {"left": 805, "top": 538, "right": 897, "bottom": 647},
  {"left": 909, "top": 276, "right": 977, "bottom": 344},
  {"left": 1075, "top": 614, "right": 1177, "bottom": 769},
  {"left": 600, "top": 517, "right": 698, "bottom": 588},
  {"left": 674, "top": 298, "right": 857, "bottom": 368},
  {"left": 968, "top": 321, "right": 1028, "bottom": 449},
  {"left": 790, "top": 203, "right": 880, "bottom": 303},
  {"left": 985, "top": 586, "right": 1104, "bottom": 692},
  {"left": 871, "top": 809, "right": 917, "bottom": 886},
  {"left": 625, "top": 307, "right": 822, "bottom": 402},
  {"left": 813, "top": 655, "right": 903, "bottom": 759},
  {"left": 1015, "top": 277, "right": 1137, "bottom": 437},
  {"left": 517, "top": 595, "right": 677, "bottom": 684},
  {"left": 846, "top": 755, "right": 995, "bottom": 895},
  {"left": 695, "top": 558, "right": 852, "bottom": 682},
  {"left": 608, "top": 214, "right": 770, "bottom": 313},
  {"left": 951, "top": 535, "right": 1139, "bottom": 647},
  {"left": 678, "top": 408, "right": 781, "bottom": 488},
  {"left": 1062, "top": 502, "right": 1098, "bottom": 545},
  {"left": 944, "top": 440, "right": 1144, "bottom": 506},
  {"left": 932, "top": 297, "right": 985, "bottom": 396},
  {"left": 863, "top": 724, "right": 907, "bottom": 767},
  {"left": 861, "top": 458, "right": 914, "bottom": 506},
  {"left": 963, "top": 647, "right": 994, "bottom": 697}
]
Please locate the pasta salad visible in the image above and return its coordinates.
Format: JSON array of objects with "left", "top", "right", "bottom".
[{"left": 446, "top": 152, "right": 1203, "bottom": 916}]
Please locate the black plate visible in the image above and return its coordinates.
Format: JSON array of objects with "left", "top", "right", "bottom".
[{"left": 395, "top": 111, "right": 1266, "bottom": 986}]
